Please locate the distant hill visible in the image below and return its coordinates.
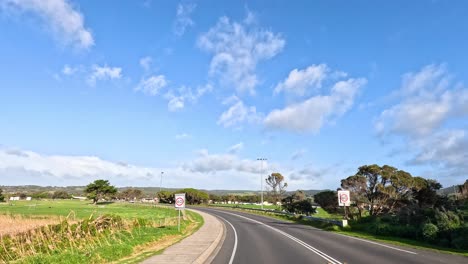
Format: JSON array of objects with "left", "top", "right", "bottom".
[
  {"left": 0, "top": 185, "right": 326, "bottom": 197},
  {"left": 438, "top": 185, "right": 461, "bottom": 196}
]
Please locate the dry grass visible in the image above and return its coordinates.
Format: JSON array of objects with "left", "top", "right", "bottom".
[
  {"left": 0, "top": 214, "right": 60, "bottom": 236},
  {"left": 0, "top": 214, "right": 182, "bottom": 263}
]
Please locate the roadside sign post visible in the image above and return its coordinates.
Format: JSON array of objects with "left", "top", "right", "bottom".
[
  {"left": 338, "top": 190, "right": 351, "bottom": 221},
  {"left": 174, "top": 193, "right": 186, "bottom": 232}
]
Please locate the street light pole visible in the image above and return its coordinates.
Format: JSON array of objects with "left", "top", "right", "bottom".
[
  {"left": 257, "top": 158, "right": 267, "bottom": 210},
  {"left": 160, "top": 171, "right": 164, "bottom": 193}
]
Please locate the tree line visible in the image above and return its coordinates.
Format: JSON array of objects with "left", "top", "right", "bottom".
[{"left": 312, "top": 164, "right": 468, "bottom": 250}]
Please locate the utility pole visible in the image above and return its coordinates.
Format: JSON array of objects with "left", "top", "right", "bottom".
[
  {"left": 160, "top": 171, "right": 164, "bottom": 193},
  {"left": 257, "top": 158, "right": 267, "bottom": 210}
]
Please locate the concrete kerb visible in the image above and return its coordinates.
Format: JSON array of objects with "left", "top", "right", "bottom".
[
  {"left": 140, "top": 208, "right": 226, "bottom": 264},
  {"left": 192, "top": 209, "right": 226, "bottom": 264}
]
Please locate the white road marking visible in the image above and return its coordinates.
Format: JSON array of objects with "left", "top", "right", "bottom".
[
  {"left": 218, "top": 210, "right": 342, "bottom": 264},
  {"left": 333, "top": 233, "right": 417, "bottom": 255},
  {"left": 216, "top": 215, "right": 238, "bottom": 264}
]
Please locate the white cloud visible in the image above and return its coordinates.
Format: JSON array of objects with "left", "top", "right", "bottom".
[
  {"left": 0, "top": 146, "right": 339, "bottom": 189},
  {"left": 218, "top": 96, "right": 261, "bottom": 128},
  {"left": 376, "top": 64, "right": 468, "bottom": 182},
  {"left": 265, "top": 78, "right": 366, "bottom": 133},
  {"left": 289, "top": 167, "right": 327, "bottom": 182},
  {"left": 183, "top": 149, "right": 265, "bottom": 174},
  {"left": 243, "top": 9, "right": 256, "bottom": 25},
  {"left": 376, "top": 64, "right": 468, "bottom": 137},
  {"left": 173, "top": 3, "right": 196, "bottom": 36},
  {"left": 274, "top": 64, "right": 329, "bottom": 96},
  {"left": 134, "top": 75, "right": 168, "bottom": 96},
  {"left": 400, "top": 64, "right": 449, "bottom": 96},
  {"left": 175, "top": 133, "right": 191, "bottom": 140},
  {"left": 62, "top": 64, "right": 77, "bottom": 75},
  {"left": 167, "top": 96, "right": 184, "bottom": 112},
  {"left": 139, "top": 56, "right": 152, "bottom": 71},
  {"left": 377, "top": 95, "right": 451, "bottom": 137},
  {"left": 403, "top": 130, "right": 468, "bottom": 184},
  {"left": 198, "top": 14, "right": 285, "bottom": 95},
  {"left": 87, "top": 65, "right": 122, "bottom": 86},
  {"left": 228, "top": 142, "right": 244, "bottom": 154},
  {"left": 0, "top": 147, "right": 158, "bottom": 186},
  {"left": 165, "top": 84, "right": 212, "bottom": 111},
  {"left": 409, "top": 130, "right": 468, "bottom": 168},
  {"left": 2, "top": 0, "right": 94, "bottom": 49}
]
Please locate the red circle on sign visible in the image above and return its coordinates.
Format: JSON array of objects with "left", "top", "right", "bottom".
[
  {"left": 340, "top": 194, "right": 348, "bottom": 203},
  {"left": 176, "top": 197, "right": 184, "bottom": 206}
]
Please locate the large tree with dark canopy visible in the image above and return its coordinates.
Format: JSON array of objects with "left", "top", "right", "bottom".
[
  {"left": 314, "top": 190, "right": 338, "bottom": 213},
  {"left": 84, "top": 179, "right": 117, "bottom": 204},
  {"left": 344, "top": 164, "right": 415, "bottom": 216}
]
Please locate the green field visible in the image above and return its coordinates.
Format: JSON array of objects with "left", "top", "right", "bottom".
[
  {"left": 0, "top": 200, "right": 202, "bottom": 264},
  {"left": 0, "top": 200, "right": 178, "bottom": 220}
]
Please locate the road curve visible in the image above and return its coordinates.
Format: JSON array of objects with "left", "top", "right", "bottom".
[{"left": 197, "top": 207, "right": 467, "bottom": 264}]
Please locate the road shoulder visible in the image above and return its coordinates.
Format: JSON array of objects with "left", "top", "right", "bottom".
[{"left": 140, "top": 209, "right": 225, "bottom": 264}]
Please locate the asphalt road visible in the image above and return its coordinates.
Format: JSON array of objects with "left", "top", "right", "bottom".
[{"left": 197, "top": 207, "right": 468, "bottom": 264}]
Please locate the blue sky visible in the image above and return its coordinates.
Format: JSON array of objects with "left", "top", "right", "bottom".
[{"left": 0, "top": 0, "right": 467, "bottom": 190}]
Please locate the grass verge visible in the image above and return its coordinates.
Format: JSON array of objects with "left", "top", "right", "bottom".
[{"left": 0, "top": 201, "right": 204, "bottom": 264}]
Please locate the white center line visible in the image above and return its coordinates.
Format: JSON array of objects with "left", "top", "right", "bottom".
[{"left": 218, "top": 210, "right": 342, "bottom": 264}]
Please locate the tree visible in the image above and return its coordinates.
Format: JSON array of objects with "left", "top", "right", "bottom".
[
  {"left": 350, "top": 164, "right": 415, "bottom": 216},
  {"left": 84, "top": 179, "right": 117, "bottom": 204},
  {"left": 239, "top": 195, "right": 259, "bottom": 203},
  {"left": 0, "top": 189, "right": 4, "bottom": 202},
  {"left": 209, "top": 194, "right": 221, "bottom": 203},
  {"left": 265, "top": 172, "right": 288, "bottom": 204},
  {"left": 282, "top": 190, "right": 315, "bottom": 215},
  {"left": 16, "top": 193, "right": 27, "bottom": 199},
  {"left": 341, "top": 175, "right": 368, "bottom": 218},
  {"left": 52, "top": 191, "right": 71, "bottom": 199},
  {"left": 175, "top": 188, "right": 209, "bottom": 205},
  {"left": 314, "top": 190, "right": 339, "bottom": 213},
  {"left": 118, "top": 188, "right": 143, "bottom": 201},
  {"left": 157, "top": 191, "right": 174, "bottom": 203},
  {"left": 412, "top": 177, "right": 442, "bottom": 208},
  {"left": 31, "top": 192, "right": 52, "bottom": 199},
  {"left": 458, "top": 180, "right": 468, "bottom": 200},
  {"left": 292, "top": 190, "right": 306, "bottom": 201}
]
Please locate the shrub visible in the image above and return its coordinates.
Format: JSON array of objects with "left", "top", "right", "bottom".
[
  {"left": 0, "top": 189, "right": 5, "bottom": 202},
  {"left": 392, "top": 225, "right": 419, "bottom": 239},
  {"left": 372, "top": 223, "right": 393, "bottom": 236},
  {"left": 450, "top": 226, "right": 468, "bottom": 250},
  {"left": 421, "top": 223, "right": 438, "bottom": 240},
  {"left": 435, "top": 209, "right": 461, "bottom": 231}
]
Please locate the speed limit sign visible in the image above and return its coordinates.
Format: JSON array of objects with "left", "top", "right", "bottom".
[
  {"left": 338, "top": 190, "right": 350, "bottom": 206},
  {"left": 174, "top": 193, "right": 186, "bottom": 209}
]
